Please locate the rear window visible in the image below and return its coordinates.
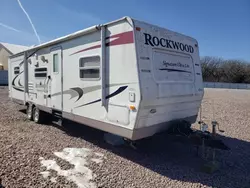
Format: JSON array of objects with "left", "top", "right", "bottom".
[{"left": 152, "top": 50, "right": 194, "bottom": 82}]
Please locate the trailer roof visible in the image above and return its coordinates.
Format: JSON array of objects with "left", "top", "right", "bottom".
[{"left": 10, "top": 17, "right": 130, "bottom": 58}]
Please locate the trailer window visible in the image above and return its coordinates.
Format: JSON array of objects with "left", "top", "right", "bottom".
[
  {"left": 14, "top": 67, "right": 20, "bottom": 74},
  {"left": 79, "top": 56, "right": 100, "bottom": 80},
  {"left": 35, "top": 67, "right": 47, "bottom": 78},
  {"left": 53, "top": 54, "right": 59, "bottom": 73}
]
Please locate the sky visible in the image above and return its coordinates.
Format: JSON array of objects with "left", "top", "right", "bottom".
[{"left": 0, "top": 0, "right": 249, "bottom": 61}]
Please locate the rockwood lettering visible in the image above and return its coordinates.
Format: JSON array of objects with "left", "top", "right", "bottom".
[{"left": 144, "top": 33, "right": 194, "bottom": 53}]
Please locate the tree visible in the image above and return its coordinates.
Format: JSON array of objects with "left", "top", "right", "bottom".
[{"left": 200, "top": 56, "right": 250, "bottom": 83}]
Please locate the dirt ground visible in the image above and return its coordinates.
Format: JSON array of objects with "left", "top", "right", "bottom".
[{"left": 0, "top": 87, "right": 250, "bottom": 188}]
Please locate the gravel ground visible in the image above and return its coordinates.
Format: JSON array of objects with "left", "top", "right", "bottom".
[{"left": 0, "top": 86, "right": 250, "bottom": 188}]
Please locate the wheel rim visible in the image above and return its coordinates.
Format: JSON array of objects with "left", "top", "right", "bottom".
[
  {"left": 34, "top": 109, "right": 39, "bottom": 122},
  {"left": 27, "top": 106, "right": 32, "bottom": 119}
]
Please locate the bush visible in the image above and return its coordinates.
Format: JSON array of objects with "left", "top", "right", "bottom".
[{"left": 200, "top": 56, "right": 250, "bottom": 83}]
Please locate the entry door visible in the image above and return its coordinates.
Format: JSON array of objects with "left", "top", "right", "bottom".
[{"left": 50, "top": 47, "right": 62, "bottom": 110}]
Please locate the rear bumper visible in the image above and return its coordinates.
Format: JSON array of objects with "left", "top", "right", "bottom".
[{"left": 131, "top": 115, "right": 197, "bottom": 140}]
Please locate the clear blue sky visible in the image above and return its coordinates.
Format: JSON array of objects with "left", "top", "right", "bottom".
[{"left": 0, "top": 0, "right": 249, "bottom": 61}]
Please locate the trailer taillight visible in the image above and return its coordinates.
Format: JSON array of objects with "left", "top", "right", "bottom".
[{"left": 136, "top": 27, "right": 141, "bottom": 31}]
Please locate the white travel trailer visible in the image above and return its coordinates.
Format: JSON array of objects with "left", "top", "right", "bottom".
[{"left": 8, "top": 17, "right": 204, "bottom": 140}]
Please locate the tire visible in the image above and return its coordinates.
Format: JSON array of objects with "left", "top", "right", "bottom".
[
  {"left": 26, "top": 104, "right": 33, "bottom": 121},
  {"left": 33, "top": 106, "right": 44, "bottom": 124}
]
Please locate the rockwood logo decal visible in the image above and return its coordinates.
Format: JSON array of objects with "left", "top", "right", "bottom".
[
  {"left": 163, "top": 61, "right": 190, "bottom": 68},
  {"left": 144, "top": 33, "right": 194, "bottom": 53},
  {"left": 159, "top": 61, "right": 192, "bottom": 74}
]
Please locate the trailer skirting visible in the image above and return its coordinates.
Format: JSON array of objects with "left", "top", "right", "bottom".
[
  {"left": 11, "top": 98, "right": 197, "bottom": 140},
  {"left": 63, "top": 111, "right": 197, "bottom": 140}
]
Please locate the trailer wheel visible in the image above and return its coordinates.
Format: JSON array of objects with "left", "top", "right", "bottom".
[
  {"left": 33, "top": 106, "right": 43, "bottom": 124},
  {"left": 26, "top": 104, "right": 33, "bottom": 121}
]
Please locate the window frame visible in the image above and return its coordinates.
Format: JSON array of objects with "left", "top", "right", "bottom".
[
  {"left": 34, "top": 67, "right": 48, "bottom": 78},
  {"left": 79, "top": 55, "right": 101, "bottom": 81}
]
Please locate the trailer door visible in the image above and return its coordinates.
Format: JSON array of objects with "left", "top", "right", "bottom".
[{"left": 50, "top": 47, "right": 62, "bottom": 110}]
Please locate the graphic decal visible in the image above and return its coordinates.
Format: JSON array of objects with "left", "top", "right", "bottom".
[
  {"left": 75, "top": 86, "right": 128, "bottom": 108},
  {"left": 106, "top": 31, "right": 134, "bottom": 47},
  {"left": 70, "top": 31, "right": 134, "bottom": 56},
  {"left": 18, "top": 79, "right": 23, "bottom": 87},
  {"left": 51, "top": 83, "right": 130, "bottom": 103},
  {"left": 51, "top": 86, "right": 102, "bottom": 101},
  {"left": 12, "top": 86, "right": 24, "bottom": 92},
  {"left": 70, "top": 87, "right": 83, "bottom": 102},
  {"left": 159, "top": 68, "right": 192, "bottom": 74},
  {"left": 12, "top": 71, "right": 24, "bottom": 92}
]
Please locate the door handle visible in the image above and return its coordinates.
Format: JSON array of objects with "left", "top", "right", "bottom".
[{"left": 44, "top": 75, "right": 51, "bottom": 92}]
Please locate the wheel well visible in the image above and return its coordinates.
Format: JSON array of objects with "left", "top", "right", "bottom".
[{"left": 25, "top": 102, "right": 35, "bottom": 109}]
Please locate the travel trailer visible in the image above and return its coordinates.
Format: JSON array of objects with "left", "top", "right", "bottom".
[{"left": 8, "top": 17, "right": 204, "bottom": 140}]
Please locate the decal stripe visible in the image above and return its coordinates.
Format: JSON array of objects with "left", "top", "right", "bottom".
[
  {"left": 70, "top": 44, "right": 101, "bottom": 56},
  {"left": 18, "top": 79, "right": 23, "bottom": 87},
  {"left": 12, "top": 71, "right": 24, "bottom": 92},
  {"left": 13, "top": 87, "right": 24, "bottom": 92},
  {"left": 75, "top": 86, "right": 128, "bottom": 108},
  {"left": 70, "top": 31, "right": 134, "bottom": 56},
  {"left": 106, "top": 31, "right": 134, "bottom": 47},
  {"left": 159, "top": 68, "right": 191, "bottom": 74},
  {"left": 12, "top": 71, "right": 23, "bottom": 87},
  {"left": 70, "top": 87, "right": 84, "bottom": 102},
  {"left": 51, "top": 83, "right": 133, "bottom": 101}
]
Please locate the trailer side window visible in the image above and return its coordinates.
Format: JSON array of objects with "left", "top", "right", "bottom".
[
  {"left": 35, "top": 67, "right": 47, "bottom": 78},
  {"left": 53, "top": 54, "right": 59, "bottom": 73},
  {"left": 14, "top": 67, "right": 20, "bottom": 75},
  {"left": 79, "top": 56, "right": 100, "bottom": 80}
]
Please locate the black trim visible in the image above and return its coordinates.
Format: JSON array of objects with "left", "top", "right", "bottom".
[
  {"left": 159, "top": 68, "right": 191, "bottom": 74},
  {"left": 75, "top": 86, "right": 128, "bottom": 108},
  {"left": 12, "top": 71, "right": 24, "bottom": 92},
  {"left": 18, "top": 79, "right": 23, "bottom": 87},
  {"left": 70, "top": 87, "right": 84, "bottom": 102},
  {"left": 13, "top": 86, "right": 24, "bottom": 92}
]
